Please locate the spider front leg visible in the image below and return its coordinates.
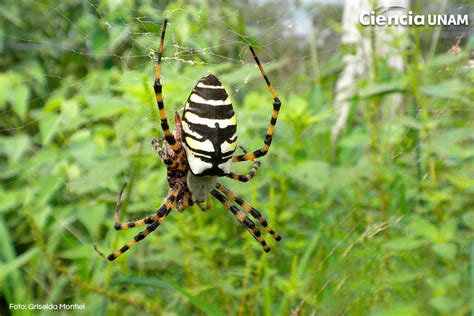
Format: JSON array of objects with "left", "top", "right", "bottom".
[
  {"left": 112, "top": 182, "right": 148, "bottom": 230},
  {"left": 94, "top": 183, "right": 182, "bottom": 261},
  {"left": 216, "top": 182, "right": 281, "bottom": 241},
  {"left": 151, "top": 138, "right": 173, "bottom": 166},
  {"left": 153, "top": 18, "right": 183, "bottom": 158},
  {"left": 94, "top": 221, "right": 161, "bottom": 261},
  {"left": 112, "top": 182, "right": 180, "bottom": 231},
  {"left": 211, "top": 190, "right": 270, "bottom": 252},
  {"left": 233, "top": 46, "right": 282, "bottom": 162},
  {"left": 226, "top": 146, "right": 261, "bottom": 182}
]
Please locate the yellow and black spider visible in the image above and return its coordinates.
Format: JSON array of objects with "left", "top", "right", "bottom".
[{"left": 94, "top": 19, "right": 282, "bottom": 261}]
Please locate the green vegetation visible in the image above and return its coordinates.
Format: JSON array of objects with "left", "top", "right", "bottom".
[{"left": 0, "top": 1, "right": 472, "bottom": 315}]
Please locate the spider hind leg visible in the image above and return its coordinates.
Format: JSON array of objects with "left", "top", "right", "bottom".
[
  {"left": 211, "top": 189, "right": 270, "bottom": 252},
  {"left": 111, "top": 181, "right": 170, "bottom": 231},
  {"left": 94, "top": 183, "right": 182, "bottom": 261},
  {"left": 94, "top": 221, "right": 161, "bottom": 261},
  {"left": 226, "top": 146, "right": 261, "bottom": 183},
  {"left": 216, "top": 182, "right": 281, "bottom": 241}
]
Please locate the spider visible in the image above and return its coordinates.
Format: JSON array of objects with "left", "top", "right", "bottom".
[{"left": 94, "top": 19, "right": 282, "bottom": 261}]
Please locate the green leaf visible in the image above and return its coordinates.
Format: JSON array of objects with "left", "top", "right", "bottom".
[
  {"left": 296, "top": 232, "right": 320, "bottom": 280},
  {"left": 0, "top": 134, "right": 30, "bottom": 163},
  {"left": 83, "top": 97, "right": 128, "bottom": 120},
  {"left": 77, "top": 203, "right": 107, "bottom": 237},
  {"left": 0, "top": 188, "right": 25, "bottom": 213},
  {"left": 292, "top": 160, "right": 329, "bottom": 191},
  {"left": 462, "top": 211, "right": 474, "bottom": 229},
  {"left": 432, "top": 128, "right": 474, "bottom": 160},
  {"left": 400, "top": 116, "right": 423, "bottom": 130},
  {"left": 39, "top": 112, "right": 61, "bottom": 146},
  {"left": 428, "top": 52, "right": 467, "bottom": 68},
  {"left": 385, "top": 238, "right": 423, "bottom": 250},
  {"left": 360, "top": 79, "right": 407, "bottom": 98},
  {"left": 412, "top": 217, "right": 438, "bottom": 242},
  {"left": 430, "top": 297, "right": 462, "bottom": 313},
  {"left": 108, "top": 26, "right": 130, "bottom": 53},
  {"left": 91, "top": 28, "right": 109, "bottom": 57},
  {"left": 35, "top": 175, "right": 63, "bottom": 205},
  {"left": 370, "top": 304, "right": 418, "bottom": 316},
  {"left": 11, "top": 83, "right": 29, "bottom": 120},
  {"left": 0, "top": 4, "right": 23, "bottom": 27},
  {"left": 67, "top": 157, "right": 128, "bottom": 194},
  {"left": 0, "top": 212, "right": 30, "bottom": 302},
  {"left": 220, "top": 61, "right": 285, "bottom": 86},
  {"left": 340, "top": 128, "right": 370, "bottom": 149},
  {"left": 439, "top": 219, "right": 457, "bottom": 242},
  {"left": 388, "top": 271, "right": 421, "bottom": 283},
  {"left": 0, "top": 248, "right": 38, "bottom": 283},
  {"left": 421, "top": 79, "right": 473, "bottom": 105},
  {"left": 44, "top": 95, "right": 63, "bottom": 112},
  {"left": 61, "top": 100, "right": 79, "bottom": 119},
  {"left": 308, "top": 85, "right": 323, "bottom": 112},
  {"left": 442, "top": 272, "right": 461, "bottom": 287},
  {"left": 432, "top": 243, "right": 457, "bottom": 260},
  {"left": 60, "top": 244, "right": 97, "bottom": 260},
  {"left": 112, "top": 276, "right": 226, "bottom": 316},
  {"left": 82, "top": 103, "right": 128, "bottom": 120}
]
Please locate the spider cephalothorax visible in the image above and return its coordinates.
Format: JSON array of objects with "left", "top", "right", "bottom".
[
  {"left": 94, "top": 19, "right": 282, "bottom": 261},
  {"left": 151, "top": 112, "right": 193, "bottom": 211}
]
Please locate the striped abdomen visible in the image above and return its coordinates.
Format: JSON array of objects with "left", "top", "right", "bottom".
[{"left": 181, "top": 74, "right": 237, "bottom": 176}]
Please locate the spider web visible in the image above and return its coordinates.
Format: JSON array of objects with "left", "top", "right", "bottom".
[{"left": 0, "top": 0, "right": 472, "bottom": 312}]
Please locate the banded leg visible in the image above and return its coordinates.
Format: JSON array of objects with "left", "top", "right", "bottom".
[
  {"left": 94, "top": 221, "right": 161, "bottom": 261},
  {"left": 211, "top": 190, "right": 270, "bottom": 252},
  {"left": 216, "top": 182, "right": 281, "bottom": 241},
  {"left": 153, "top": 18, "right": 182, "bottom": 157},
  {"left": 94, "top": 184, "right": 182, "bottom": 261},
  {"left": 233, "top": 46, "right": 282, "bottom": 162},
  {"left": 113, "top": 183, "right": 181, "bottom": 231},
  {"left": 226, "top": 146, "right": 261, "bottom": 182}
]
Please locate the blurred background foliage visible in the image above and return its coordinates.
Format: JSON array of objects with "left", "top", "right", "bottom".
[{"left": 0, "top": 0, "right": 473, "bottom": 315}]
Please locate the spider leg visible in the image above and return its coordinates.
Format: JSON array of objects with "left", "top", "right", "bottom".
[
  {"left": 226, "top": 146, "right": 261, "bottom": 182},
  {"left": 94, "top": 221, "right": 161, "bottom": 261},
  {"left": 233, "top": 46, "right": 282, "bottom": 162},
  {"left": 94, "top": 184, "right": 182, "bottom": 261},
  {"left": 154, "top": 18, "right": 183, "bottom": 158},
  {"left": 211, "top": 190, "right": 270, "bottom": 252},
  {"left": 215, "top": 182, "right": 281, "bottom": 241},
  {"left": 113, "top": 183, "right": 180, "bottom": 231}
]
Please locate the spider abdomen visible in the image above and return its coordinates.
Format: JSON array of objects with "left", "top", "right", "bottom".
[{"left": 181, "top": 74, "right": 237, "bottom": 176}]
